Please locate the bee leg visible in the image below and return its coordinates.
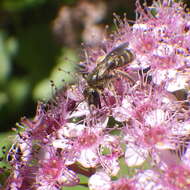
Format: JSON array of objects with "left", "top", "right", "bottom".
[
  {"left": 88, "top": 89, "right": 101, "bottom": 109},
  {"left": 137, "top": 67, "right": 152, "bottom": 86},
  {"left": 83, "top": 88, "right": 102, "bottom": 114},
  {"left": 78, "top": 64, "right": 89, "bottom": 79},
  {"left": 101, "top": 92, "right": 109, "bottom": 107},
  {"left": 107, "top": 81, "right": 122, "bottom": 107},
  {"left": 114, "top": 69, "right": 136, "bottom": 85}
]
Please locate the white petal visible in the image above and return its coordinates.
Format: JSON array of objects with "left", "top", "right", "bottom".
[
  {"left": 166, "top": 73, "right": 188, "bottom": 92},
  {"left": 135, "top": 170, "right": 165, "bottom": 190},
  {"left": 62, "top": 123, "right": 85, "bottom": 138},
  {"left": 77, "top": 148, "right": 99, "bottom": 168},
  {"left": 125, "top": 144, "right": 148, "bottom": 167},
  {"left": 145, "top": 109, "right": 166, "bottom": 127},
  {"left": 52, "top": 139, "right": 71, "bottom": 149},
  {"left": 100, "top": 156, "right": 120, "bottom": 176},
  {"left": 89, "top": 171, "right": 111, "bottom": 190},
  {"left": 68, "top": 102, "right": 90, "bottom": 118}
]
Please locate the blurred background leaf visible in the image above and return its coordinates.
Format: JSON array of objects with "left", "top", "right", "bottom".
[
  {"left": 0, "top": 131, "right": 15, "bottom": 184},
  {"left": 1, "top": 0, "right": 47, "bottom": 12}
]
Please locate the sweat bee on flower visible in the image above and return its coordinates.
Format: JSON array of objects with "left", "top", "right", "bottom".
[
  {"left": 80, "top": 42, "right": 135, "bottom": 109},
  {"left": 7, "top": 143, "right": 23, "bottom": 164},
  {"left": 6, "top": 128, "right": 32, "bottom": 167}
]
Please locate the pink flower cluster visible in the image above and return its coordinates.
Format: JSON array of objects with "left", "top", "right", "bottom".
[{"left": 5, "top": 0, "right": 190, "bottom": 189}]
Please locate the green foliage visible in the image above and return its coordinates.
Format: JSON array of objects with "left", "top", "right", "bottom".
[
  {"left": 62, "top": 174, "right": 89, "bottom": 190},
  {"left": 0, "top": 132, "right": 14, "bottom": 163},
  {"left": 0, "top": 31, "right": 18, "bottom": 84},
  {"left": 1, "top": 0, "right": 47, "bottom": 11},
  {"left": 7, "top": 78, "right": 30, "bottom": 108},
  {"left": 33, "top": 48, "right": 78, "bottom": 100},
  {"left": 63, "top": 186, "right": 89, "bottom": 190},
  {"left": 0, "top": 132, "right": 15, "bottom": 183},
  {"left": 0, "top": 0, "right": 79, "bottom": 132}
]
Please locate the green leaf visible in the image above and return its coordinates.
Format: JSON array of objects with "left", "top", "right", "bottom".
[
  {"left": 1, "top": 0, "right": 47, "bottom": 12},
  {"left": 0, "top": 32, "right": 18, "bottom": 83},
  {"left": 0, "top": 132, "right": 16, "bottom": 185},
  {"left": 7, "top": 78, "right": 30, "bottom": 108},
  {"left": 33, "top": 48, "right": 78, "bottom": 100}
]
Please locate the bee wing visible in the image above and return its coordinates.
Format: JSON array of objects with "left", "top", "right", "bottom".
[{"left": 106, "top": 42, "right": 129, "bottom": 58}]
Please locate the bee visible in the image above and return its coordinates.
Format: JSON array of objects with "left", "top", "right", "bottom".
[
  {"left": 6, "top": 131, "right": 31, "bottom": 166},
  {"left": 81, "top": 42, "right": 135, "bottom": 108},
  {"left": 7, "top": 143, "right": 22, "bottom": 163}
]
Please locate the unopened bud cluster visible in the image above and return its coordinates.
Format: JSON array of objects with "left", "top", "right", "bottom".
[{"left": 4, "top": 1, "right": 190, "bottom": 190}]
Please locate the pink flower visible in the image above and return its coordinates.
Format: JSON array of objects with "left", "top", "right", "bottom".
[{"left": 5, "top": 1, "right": 190, "bottom": 189}]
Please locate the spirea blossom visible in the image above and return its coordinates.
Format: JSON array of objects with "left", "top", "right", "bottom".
[{"left": 4, "top": 0, "right": 190, "bottom": 189}]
